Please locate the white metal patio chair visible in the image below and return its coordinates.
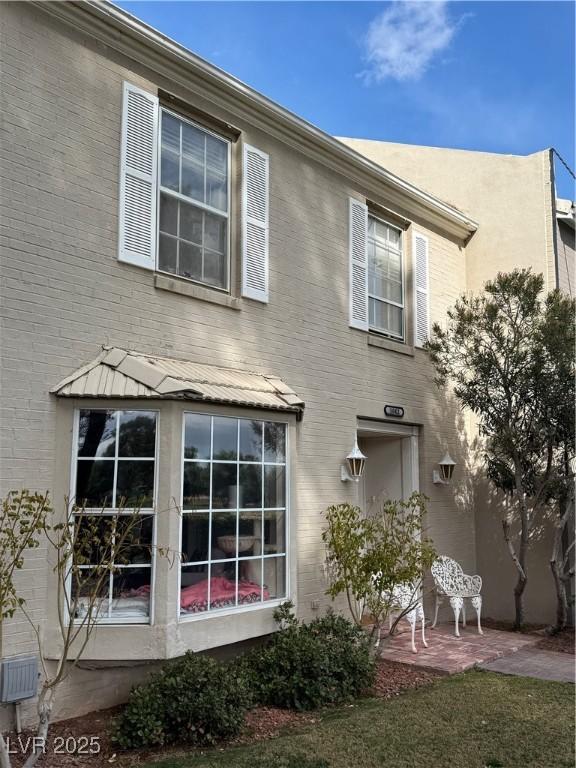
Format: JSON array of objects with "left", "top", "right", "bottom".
[
  {"left": 375, "top": 580, "right": 427, "bottom": 654},
  {"left": 431, "top": 555, "right": 483, "bottom": 637}
]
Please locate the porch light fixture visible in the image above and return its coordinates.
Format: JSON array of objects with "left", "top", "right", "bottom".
[
  {"left": 341, "top": 439, "right": 367, "bottom": 482},
  {"left": 433, "top": 452, "right": 456, "bottom": 485}
]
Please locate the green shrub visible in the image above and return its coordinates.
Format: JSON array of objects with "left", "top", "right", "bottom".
[
  {"left": 238, "top": 605, "right": 375, "bottom": 710},
  {"left": 112, "top": 651, "right": 252, "bottom": 749}
]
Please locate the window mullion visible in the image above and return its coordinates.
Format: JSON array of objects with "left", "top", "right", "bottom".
[{"left": 207, "top": 416, "right": 214, "bottom": 612}]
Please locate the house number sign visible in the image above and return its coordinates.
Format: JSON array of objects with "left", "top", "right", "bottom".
[{"left": 384, "top": 405, "right": 404, "bottom": 418}]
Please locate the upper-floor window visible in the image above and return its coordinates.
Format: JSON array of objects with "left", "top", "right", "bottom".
[
  {"left": 367, "top": 215, "right": 404, "bottom": 340},
  {"left": 158, "top": 109, "right": 230, "bottom": 291}
]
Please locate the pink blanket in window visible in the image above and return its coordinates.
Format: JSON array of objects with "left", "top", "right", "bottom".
[{"left": 180, "top": 577, "right": 269, "bottom": 613}]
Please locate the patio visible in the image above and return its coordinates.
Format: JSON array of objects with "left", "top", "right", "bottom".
[{"left": 378, "top": 622, "right": 541, "bottom": 674}]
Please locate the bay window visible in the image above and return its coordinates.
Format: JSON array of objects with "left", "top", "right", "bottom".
[
  {"left": 180, "top": 414, "right": 287, "bottom": 616},
  {"left": 367, "top": 215, "right": 404, "bottom": 340},
  {"left": 158, "top": 109, "right": 230, "bottom": 290},
  {"left": 71, "top": 409, "right": 157, "bottom": 623}
]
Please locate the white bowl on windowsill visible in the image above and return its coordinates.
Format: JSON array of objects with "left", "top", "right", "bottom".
[{"left": 217, "top": 535, "right": 258, "bottom": 555}]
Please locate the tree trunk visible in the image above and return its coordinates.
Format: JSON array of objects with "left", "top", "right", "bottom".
[
  {"left": 0, "top": 732, "right": 12, "bottom": 768},
  {"left": 22, "top": 691, "right": 53, "bottom": 768}
]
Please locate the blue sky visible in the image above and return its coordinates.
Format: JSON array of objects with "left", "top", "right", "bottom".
[{"left": 116, "top": 1, "right": 575, "bottom": 198}]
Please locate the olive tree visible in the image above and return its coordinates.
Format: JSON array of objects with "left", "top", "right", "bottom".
[
  {"left": 321, "top": 492, "right": 436, "bottom": 645},
  {"left": 426, "top": 269, "right": 575, "bottom": 630}
]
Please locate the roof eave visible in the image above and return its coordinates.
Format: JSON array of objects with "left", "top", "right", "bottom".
[{"left": 35, "top": 0, "right": 478, "bottom": 242}]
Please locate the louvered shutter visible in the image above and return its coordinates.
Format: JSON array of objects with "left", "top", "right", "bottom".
[
  {"left": 242, "top": 144, "right": 269, "bottom": 302},
  {"left": 413, "top": 232, "right": 430, "bottom": 347},
  {"left": 349, "top": 198, "right": 369, "bottom": 330},
  {"left": 118, "top": 82, "right": 159, "bottom": 270}
]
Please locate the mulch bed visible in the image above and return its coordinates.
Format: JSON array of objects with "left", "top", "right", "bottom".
[
  {"left": 481, "top": 618, "right": 574, "bottom": 655},
  {"left": 5, "top": 660, "right": 439, "bottom": 767},
  {"left": 534, "top": 628, "right": 575, "bottom": 655}
]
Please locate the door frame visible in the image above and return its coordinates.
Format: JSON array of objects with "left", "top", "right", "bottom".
[{"left": 356, "top": 419, "right": 420, "bottom": 501}]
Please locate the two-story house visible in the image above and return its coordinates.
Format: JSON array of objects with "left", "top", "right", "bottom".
[{"left": 1, "top": 1, "right": 569, "bottom": 725}]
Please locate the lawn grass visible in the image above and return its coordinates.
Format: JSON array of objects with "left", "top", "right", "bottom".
[{"left": 143, "top": 670, "right": 574, "bottom": 768}]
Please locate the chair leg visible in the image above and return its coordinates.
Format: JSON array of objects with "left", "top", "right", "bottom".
[
  {"left": 449, "top": 597, "right": 463, "bottom": 637},
  {"left": 461, "top": 601, "right": 466, "bottom": 627},
  {"left": 408, "top": 611, "right": 417, "bottom": 653},
  {"left": 389, "top": 613, "right": 393, "bottom": 632},
  {"left": 471, "top": 595, "right": 483, "bottom": 635},
  {"left": 419, "top": 604, "right": 428, "bottom": 648},
  {"left": 432, "top": 595, "right": 441, "bottom": 628}
]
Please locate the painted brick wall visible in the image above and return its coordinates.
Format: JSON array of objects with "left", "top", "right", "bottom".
[{"left": 0, "top": 3, "right": 475, "bottom": 723}]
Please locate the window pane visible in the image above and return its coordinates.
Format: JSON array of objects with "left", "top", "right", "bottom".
[
  {"left": 118, "top": 411, "right": 156, "bottom": 457},
  {"left": 115, "top": 515, "right": 153, "bottom": 564},
  {"left": 264, "top": 423, "right": 286, "bottom": 463},
  {"left": 181, "top": 513, "right": 209, "bottom": 563},
  {"left": 239, "top": 464, "right": 262, "bottom": 508},
  {"left": 206, "top": 167, "right": 227, "bottom": 212},
  {"left": 74, "top": 515, "right": 115, "bottom": 564},
  {"left": 264, "top": 510, "right": 285, "bottom": 553},
  {"left": 181, "top": 155, "right": 204, "bottom": 202},
  {"left": 263, "top": 557, "right": 286, "bottom": 601},
  {"left": 183, "top": 462, "right": 210, "bottom": 509},
  {"left": 159, "top": 193, "right": 178, "bottom": 236},
  {"left": 116, "top": 461, "right": 155, "bottom": 508},
  {"left": 264, "top": 465, "right": 285, "bottom": 508},
  {"left": 180, "top": 564, "right": 209, "bottom": 614},
  {"left": 179, "top": 201, "right": 203, "bottom": 244},
  {"left": 206, "top": 134, "right": 227, "bottom": 175},
  {"left": 212, "top": 512, "right": 239, "bottom": 557},
  {"left": 158, "top": 234, "right": 177, "bottom": 274},
  {"left": 161, "top": 112, "right": 180, "bottom": 152},
  {"left": 203, "top": 250, "right": 226, "bottom": 288},
  {"left": 213, "top": 417, "right": 237, "bottom": 460},
  {"left": 204, "top": 212, "right": 226, "bottom": 253},
  {"left": 111, "top": 568, "right": 150, "bottom": 619},
  {"left": 181, "top": 122, "right": 205, "bottom": 165},
  {"left": 72, "top": 568, "right": 110, "bottom": 620},
  {"left": 76, "top": 460, "right": 114, "bottom": 508},
  {"left": 179, "top": 241, "right": 202, "bottom": 281},
  {"left": 212, "top": 463, "right": 237, "bottom": 509},
  {"left": 184, "top": 414, "right": 211, "bottom": 459},
  {"left": 161, "top": 147, "right": 179, "bottom": 192},
  {"left": 239, "top": 420, "right": 262, "bottom": 461},
  {"left": 78, "top": 410, "right": 116, "bottom": 457},
  {"left": 239, "top": 557, "right": 263, "bottom": 603}
]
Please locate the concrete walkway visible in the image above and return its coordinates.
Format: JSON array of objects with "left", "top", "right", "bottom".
[{"left": 480, "top": 647, "right": 575, "bottom": 683}]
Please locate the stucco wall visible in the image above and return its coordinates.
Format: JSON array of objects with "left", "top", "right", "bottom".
[
  {"left": 338, "top": 140, "right": 562, "bottom": 626},
  {"left": 0, "top": 3, "right": 476, "bottom": 723},
  {"left": 556, "top": 220, "right": 575, "bottom": 296}
]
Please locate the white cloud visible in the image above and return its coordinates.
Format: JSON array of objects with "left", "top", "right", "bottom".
[{"left": 363, "top": 1, "right": 459, "bottom": 83}]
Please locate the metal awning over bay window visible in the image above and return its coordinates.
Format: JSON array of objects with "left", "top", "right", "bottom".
[{"left": 51, "top": 346, "right": 304, "bottom": 415}]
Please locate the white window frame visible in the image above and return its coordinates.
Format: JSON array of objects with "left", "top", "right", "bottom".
[
  {"left": 156, "top": 107, "right": 232, "bottom": 293},
  {"left": 178, "top": 412, "right": 289, "bottom": 622},
  {"left": 68, "top": 408, "right": 160, "bottom": 626},
  {"left": 367, "top": 213, "right": 405, "bottom": 342}
]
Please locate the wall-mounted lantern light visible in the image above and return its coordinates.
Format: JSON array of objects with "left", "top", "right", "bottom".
[
  {"left": 341, "top": 438, "right": 367, "bottom": 482},
  {"left": 432, "top": 452, "right": 456, "bottom": 485}
]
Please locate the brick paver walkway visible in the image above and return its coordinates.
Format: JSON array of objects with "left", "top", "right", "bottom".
[
  {"left": 480, "top": 646, "right": 575, "bottom": 683},
  {"left": 378, "top": 622, "right": 540, "bottom": 674}
]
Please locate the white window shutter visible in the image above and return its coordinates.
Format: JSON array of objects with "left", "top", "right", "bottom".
[
  {"left": 413, "top": 232, "right": 430, "bottom": 347},
  {"left": 118, "top": 82, "right": 159, "bottom": 270},
  {"left": 349, "top": 197, "right": 369, "bottom": 330},
  {"left": 242, "top": 144, "right": 269, "bottom": 302}
]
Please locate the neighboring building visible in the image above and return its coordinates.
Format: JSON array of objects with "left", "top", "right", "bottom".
[
  {"left": 339, "top": 137, "right": 575, "bottom": 626},
  {"left": 0, "top": 0, "right": 571, "bottom": 726}
]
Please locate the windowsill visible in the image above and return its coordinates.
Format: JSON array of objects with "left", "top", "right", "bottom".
[
  {"left": 367, "top": 333, "right": 415, "bottom": 357},
  {"left": 154, "top": 274, "right": 241, "bottom": 310}
]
